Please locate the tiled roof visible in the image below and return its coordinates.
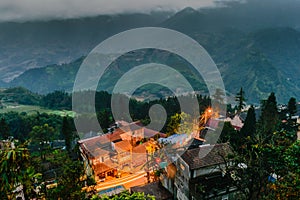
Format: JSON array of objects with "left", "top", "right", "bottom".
[
  {"left": 107, "top": 130, "right": 123, "bottom": 142},
  {"left": 114, "top": 140, "right": 132, "bottom": 152},
  {"left": 78, "top": 121, "right": 165, "bottom": 159},
  {"left": 91, "top": 148, "right": 110, "bottom": 158},
  {"left": 119, "top": 121, "right": 143, "bottom": 132},
  {"left": 78, "top": 135, "right": 109, "bottom": 146},
  {"left": 78, "top": 135, "right": 112, "bottom": 159},
  {"left": 93, "top": 162, "right": 113, "bottom": 175},
  {"left": 132, "top": 143, "right": 147, "bottom": 154},
  {"left": 181, "top": 143, "right": 231, "bottom": 170},
  {"left": 132, "top": 143, "right": 147, "bottom": 167}
]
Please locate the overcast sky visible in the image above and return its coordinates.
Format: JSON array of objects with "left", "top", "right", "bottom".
[{"left": 0, "top": 0, "right": 243, "bottom": 22}]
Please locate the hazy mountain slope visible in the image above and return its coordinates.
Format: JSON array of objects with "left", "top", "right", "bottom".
[
  {"left": 3, "top": 1, "right": 300, "bottom": 103},
  {"left": 10, "top": 57, "right": 83, "bottom": 94},
  {"left": 9, "top": 28, "right": 300, "bottom": 103},
  {"left": 0, "top": 12, "right": 170, "bottom": 82},
  {"left": 161, "top": 0, "right": 300, "bottom": 34},
  {"left": 2, "top": 0, "right": 300, "bottom": 83},
  {"left": 157, "top": 5, "right": 300, "bottom": 102},
  {"left": 0, "top": 80, "right": 7, "bottom": 88},
  {"left": 249, "top": 28, "right": 300, "bottom": 88}
]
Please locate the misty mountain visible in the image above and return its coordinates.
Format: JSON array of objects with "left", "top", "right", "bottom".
[
  {"left": 0, "top": 12, "right": 171, "bottom": 82},
  {"left": 8, "top": 27, "right": 300, "bottom": 103},
  {"left": 10, "top": 57, "right": 84, "bottom": 93},
  {"left": 2, "top": 0, "right": 300, "bottom": 83},
  {"left": 2, "top": 0, "right": 300, "bottom": 103},
  {"left": 161, "top": 0, "right": 300, "bottom": 33}
]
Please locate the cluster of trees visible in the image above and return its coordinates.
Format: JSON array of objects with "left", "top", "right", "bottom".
[
  {"left": 0, "top": 87, "right": 71, "bottom": 110},
  {"left": 1, "top": 88, "right": 212, "bottom": 134},
  {"left": 0, "top": 110, "right": 85, "bottom": 199},
  {"left": 0, "top": 140, "right": 87, "bottom": 199},
  {"left": 0, "top": 112, "right": 75, "bottom": 142},
  {"left": 75, "top": 91, "right": 211, "bottom": 133},
  {"left": 0, "top": 112, "right": 82, "bottom": 199},
  {"left": 0, "top": 87, "right": 41, "bottom": 106},
  {"left": 219, "top": 91, "right": 299, "bottom": 199},
  {"left": 40, "top": 91, "right": 71, "bottom": 110}
]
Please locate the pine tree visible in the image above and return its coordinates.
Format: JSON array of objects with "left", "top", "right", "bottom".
[
  {"left": 62, "top": 117, "right": 73, "bottom": 153},
  {"left": 259, "top": 92, "right": 279, "bottom": 139},
  {"left": 287, "top": 97, "right": 297, "bottom": 118},
  {"left": 240, "top": 105, "right": 256, "bottom": 137}
]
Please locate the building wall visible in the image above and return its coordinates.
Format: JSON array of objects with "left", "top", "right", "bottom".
[
  {"left": 79, "top": 146, "right": 94, "bottom": 178},
  {"left": 175, "top": 156, "right": 190, "bottom": 200}
]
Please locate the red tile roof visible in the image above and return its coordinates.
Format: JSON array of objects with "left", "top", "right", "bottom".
[
  {"left": 132, "top": 142, "right": 147, "bottom": 154},
  {"left": 93, "top": 161, "right": 115, "bottom": 174},
  {"left": 78, "top": 121, "right": 166, "bottom": 159},
  {"left": 78, "top": 135, "right": 111, "bottom": 159},
  {"left": 132, "top": 144, "right": 147, "bottom": 167},
  {"left": 114, "top": 140, "right": 132, "bottom": 152},
  {"left": 107, "top": 130, "right": 123, "bottom": 142}
]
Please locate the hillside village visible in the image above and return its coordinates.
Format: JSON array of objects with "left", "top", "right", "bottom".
[
  {"left": 1, "top": 90, "right": 300, "bottom": 199},
  {"left": 73, "top": 102, "right": 300, "bottom": 199},
  {"left": 1, "top": 1, "right": 300, "bottom": 199}
]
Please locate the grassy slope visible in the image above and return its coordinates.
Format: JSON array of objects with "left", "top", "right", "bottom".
[{"left": 0, "top": 104, "right": 75, "bottom": 117}]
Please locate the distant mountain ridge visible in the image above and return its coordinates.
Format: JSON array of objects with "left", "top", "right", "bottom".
[
  {"left": 0, "top": 12, "right": 171, "bottom": 82},
  {"left": 2, "top": 1, "right": 300, "bottom": 103},
  {"left": 10, "top": 57, "right": 84, "bottom": 94},
  {"left": 7, "top": 27, "right": 300, "bottom": 103},
  {"left": 2, "top": 0, "right": 300, "bottom": 82}
]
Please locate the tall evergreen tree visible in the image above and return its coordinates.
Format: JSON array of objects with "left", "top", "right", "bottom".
[
  {"left": 62, "top": 116, "right": 73, "bottom": 154},
  {"left": 287, "top": 97, "right": 297, "bottom": 118},
  {"left": 235, "top": 87, "right": 246, "bottom": 113},
  {"left": 259, "top": 92, "right": 279, "bottom": 139},
  {"left": 240, "top": 105, "right": 256, "bottom": 137}
]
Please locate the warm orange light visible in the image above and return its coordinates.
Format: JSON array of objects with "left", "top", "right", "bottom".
[{"left": 207, "top": 108, "right": 212, "bottom": 113}]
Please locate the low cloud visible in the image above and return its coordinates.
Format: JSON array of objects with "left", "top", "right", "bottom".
[{"left": 0, "top": 0, "right": 239, "bottom": 22}]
